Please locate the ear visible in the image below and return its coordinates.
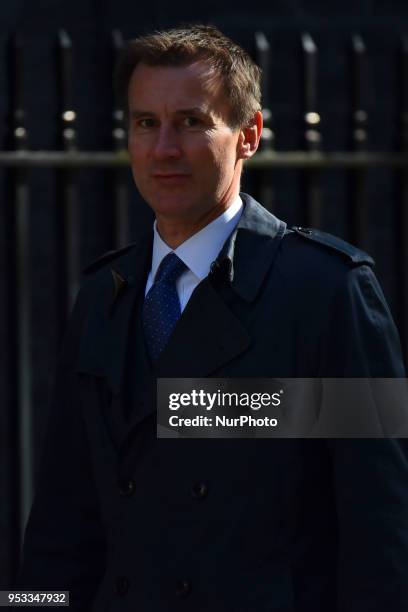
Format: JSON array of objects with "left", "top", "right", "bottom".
[{"left": 236, "top": 111, "right": 263, "bottom": 161}]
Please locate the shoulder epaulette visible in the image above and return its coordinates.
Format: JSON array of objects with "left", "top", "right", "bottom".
[
  {"left": 83, "top": 244, "right": 136, "bottom": 275},
  {"left": 290, "top": 226, "right": 375, "bottom": 267}
]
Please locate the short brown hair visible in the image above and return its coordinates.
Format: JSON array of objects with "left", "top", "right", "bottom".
[{"left": 115, "top": 24, "right": 262, "bottom": 129}]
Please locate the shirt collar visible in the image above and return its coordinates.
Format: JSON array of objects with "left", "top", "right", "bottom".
[{"left": 151, "top": 195, "right": 243, "bottom": 281}]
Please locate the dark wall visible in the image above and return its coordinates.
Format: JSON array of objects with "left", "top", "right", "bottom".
[{"left": 1, "top": 0, "right": 407, "bottom": 585}]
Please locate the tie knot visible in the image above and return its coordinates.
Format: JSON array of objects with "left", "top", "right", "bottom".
[{"left": 155, "top": 252, "right": 187, "bottom": 285}]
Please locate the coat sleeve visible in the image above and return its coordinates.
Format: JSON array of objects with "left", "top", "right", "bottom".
[
  {"left": 318, "top": 263, "right": 406, "bottom": 378},
  {"left": 16, "top": 285, "right": 106, "bottom": 611},
  {"left": 319, "top": 264, "right": 408, "bottom": 611}
]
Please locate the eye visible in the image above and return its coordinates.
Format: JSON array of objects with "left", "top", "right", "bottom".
[
  {"left": 182, "top": 116, "right": 201, "bottom": 127},
  {"left": 137, "top": 118, "right": 156, "bottom": 128}
]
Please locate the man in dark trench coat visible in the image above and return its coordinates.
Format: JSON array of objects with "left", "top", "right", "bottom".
[{"left": 17, "top": 24, "right": 408, "bottom": 612}]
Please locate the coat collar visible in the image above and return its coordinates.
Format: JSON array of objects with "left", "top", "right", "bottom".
[
  {"left": 216, "top": 192, "right": 286, "bottom": 302},
  {"left": 76, "top": 194, "right": 286, "bottom": 396},
  {"left": 109, "top": 192, "right": 286, "bottom": 310}
]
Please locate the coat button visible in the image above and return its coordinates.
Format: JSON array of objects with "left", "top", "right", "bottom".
[
  {"left": 210, "top": 260, "right": 220, "bottom": 274},
  {"left": 191, "top": 482, "right": 208, "bottom": 500},
  {"left": 115, "top": 576, "right": 129, "bottom": 596},
  {"left": 175, "top": 579, "right": 191, "bottom": 597},
  {"left": 119, "top": 479, "right": 136, "bottom": 497}
]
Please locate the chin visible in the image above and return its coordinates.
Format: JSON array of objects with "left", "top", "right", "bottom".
[{"left": 147, "top": 193, "right": 201, "bottom": 219}]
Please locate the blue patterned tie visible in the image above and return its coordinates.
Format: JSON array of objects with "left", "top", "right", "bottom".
[{"left": 143, "top": 252, "right": 187, "bottom": 361}]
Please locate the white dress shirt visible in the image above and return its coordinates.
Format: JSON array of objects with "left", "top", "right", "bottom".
[{"left": 144, "top": 196, "right": 243, "bottom": 312}]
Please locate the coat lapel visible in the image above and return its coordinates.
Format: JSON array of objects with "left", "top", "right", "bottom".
[
  {"left": 121, "top": 274, "right": 253, "bottom": 442},
  {"left": 75, "top": 235, "right": 152, "bottom": 396},
  {"left": 155, "top": 276, "right": 251, "bottom": 377}
]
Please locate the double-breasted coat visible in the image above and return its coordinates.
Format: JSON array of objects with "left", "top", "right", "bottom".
[{"left": 18, "top": 194, "right": 408, "bottom": 611}]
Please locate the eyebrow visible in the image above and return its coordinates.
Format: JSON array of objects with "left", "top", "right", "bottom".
[{"left": 130, "top": 107, "right": 209, "bottom": 119}]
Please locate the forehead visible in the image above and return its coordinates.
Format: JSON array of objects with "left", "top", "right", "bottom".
[{"left": 128, "top": 61, "right": 228, "bottom": 114}]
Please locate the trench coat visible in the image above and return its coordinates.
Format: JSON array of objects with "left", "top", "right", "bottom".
[{"left": 17, "top": 193, "right": 408, "bottom": 612}]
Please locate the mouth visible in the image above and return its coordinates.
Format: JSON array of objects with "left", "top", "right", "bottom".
[{"left": 152, "top": 174, "right": 190, "bottom": 179}]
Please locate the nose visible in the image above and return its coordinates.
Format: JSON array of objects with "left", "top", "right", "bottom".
[{"left": 152, "top": 124, "right": 182, "bottom": 161}]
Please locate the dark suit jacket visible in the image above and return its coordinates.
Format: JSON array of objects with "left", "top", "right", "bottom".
[{"left": 17, "top": 194, "right": 408, "bottom": 612}]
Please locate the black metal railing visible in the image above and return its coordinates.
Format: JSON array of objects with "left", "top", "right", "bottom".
[{"left": 1, "top": 29, "right": 408, "bottom": 582}]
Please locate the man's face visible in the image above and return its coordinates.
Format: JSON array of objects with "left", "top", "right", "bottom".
[{"left": 127, "top": 61, "right": 245, "bottom": 225}]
